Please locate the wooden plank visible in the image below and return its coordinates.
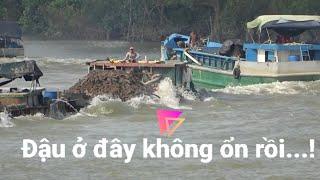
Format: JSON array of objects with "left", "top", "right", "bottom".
[{"left": 87, "top": 61, "right": 185, "bottom": 68}]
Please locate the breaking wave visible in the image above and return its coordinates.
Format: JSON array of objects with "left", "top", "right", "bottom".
[
  {"left": 212, "top": 80, "right": 320, "bottom": 95},
  {"left": 154, "top": 78, "right": 181, "bottom": 108}
]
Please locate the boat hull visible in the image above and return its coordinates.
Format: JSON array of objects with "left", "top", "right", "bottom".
[
  {"left": 164, "top": 34, "right": 320, "bottom": 89},
  {"left": 190, "top": 66, "right": 320, "bottom": 89}
]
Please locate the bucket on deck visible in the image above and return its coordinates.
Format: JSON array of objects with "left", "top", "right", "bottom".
[
  {"left": 43, "top": 91, "right": 58, "bottom": 100},
  {"left": 288, "top": 55, "right": 300, "bottom": 62}
]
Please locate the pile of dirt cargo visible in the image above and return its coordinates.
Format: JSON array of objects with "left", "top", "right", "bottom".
[{"left": 67, "top": 70, "right": 161, "bottom": 101}]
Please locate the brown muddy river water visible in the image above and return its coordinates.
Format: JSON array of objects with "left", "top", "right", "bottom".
[{"left": 0, "top": 41, "right": 320, "bottom": 179}]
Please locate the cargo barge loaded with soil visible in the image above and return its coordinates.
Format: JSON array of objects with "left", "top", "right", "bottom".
[
  {"left": 0, "top": 59, "right": 191, "bottom": 119},
  {"left": 0, "top": 20, "right": 193, "bottom": 119},
  {"left": 66, "top": 59, "right": 193, "bottom": 101}
]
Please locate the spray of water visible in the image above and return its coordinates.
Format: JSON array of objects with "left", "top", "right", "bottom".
[
  {"left": 154, "top": 78, "right": 192, "bottom": 109},
  {"left": 0, "top": 110, "right": 15, "bottom": 128},
  {"left": 154, "top": 78, "right": 181, "bottom": 108},
  {"left": 76, "top": 78, "right": 192, "bottom": 118}
]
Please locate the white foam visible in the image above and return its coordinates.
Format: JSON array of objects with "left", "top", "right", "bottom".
[
  {"left": 80, "top": 78, "right": 193, "bottom": 114},
  {"left": 0, "top": 111, "right": 15, "bottom": 128},
  {"left": 203, "top": 97, "right": 216, "bottom": 102},
  {"left": 126, "top": 95, "right": 157, "bottom": 109},
  {"left": 212, "top": 81, "right": 320, "bottom": 95},
  {"left": 64, "top": 111, "right": 98, "bottom": 120},
  {"left": 88, "top": 95, "right": 122, "bottom": 108},
  {"left": 33, "top": 113, "right": 45, "bottom": 118},
  {"left": 14, "top": 113, "right": 48, "bottom": 121},
  {"left": 154, "top": 78, "right": 180, "bottom": 108},
  {"left": 178, "top": 88, "right": 197, "bottom": 101},
  {"left": 154, "top": 78, "right": 192, "bottom": 109}
]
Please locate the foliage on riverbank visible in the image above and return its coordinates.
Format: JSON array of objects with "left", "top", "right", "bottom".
[{"left": 0, "top": 0, "right": 320, "bottom": 41}]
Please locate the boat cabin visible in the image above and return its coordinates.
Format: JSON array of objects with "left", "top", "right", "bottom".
[
  {"left": 160, "top": 15, "right": 320, "bottom": 88},
  {"left": 245, "top": 15, "right": 320, "bottom": 63},
  {"left": 161, "top": 33, "right": 222, "bottom": 61},
  {"left": 244, "top": 43, "right": 320, "bottom": 62},
  {"left": 0, "top": 61, "right": 47, "bottom": 116},
  {"left": 0, "top": 87, "right": 45, "bottom": 107}
]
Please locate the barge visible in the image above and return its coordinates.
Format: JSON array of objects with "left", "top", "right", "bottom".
[
  {"left": 162, "top": 15, "right": 320, "bottom": 88},
  {"left": 0, "top": 60, "right": 85, "bottom": 119},
  {"left": 86, "top": 60, "right": 192, "bottom": 89}
]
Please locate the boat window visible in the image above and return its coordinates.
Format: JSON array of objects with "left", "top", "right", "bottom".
[{"left": 265, "top": 51, "right": 275, "bottom": 62}]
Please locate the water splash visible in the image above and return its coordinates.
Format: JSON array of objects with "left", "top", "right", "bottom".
[
  {"left": 212, "top": 81, "right": 320, "bottom": 95},
  {"left": 83, "top": 95, "right": 131, "bottom": 116},
  {"left": 88, "top": 95, "right": 122, "bottom": 108},
  {"left": 0, "top": 111, "right": 15, "bottom": 128},
  {"left": 84, "top": 78, "right": 192, "bottom": 112},
  {"left": 75, "top": 78, "right": 193, "bottom": 118},
  {"left": 126, "top": 95, "right": 157, "bottom": 108},
  {"left": 154, "top": 78, "right": 181, "bottom": 108},
  {"left": 154, "top": 78, "right": 192, "bottom": 109},
  {"left": 178, "top": 88, "right": 197, "bottom": 101},
  {"left": 81, "top": 94, "right": 156, "bottom": 116}
]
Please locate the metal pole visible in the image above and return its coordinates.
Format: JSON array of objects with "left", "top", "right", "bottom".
[{"left": 4, "top": 37, "right": 6, "bottom": 57}]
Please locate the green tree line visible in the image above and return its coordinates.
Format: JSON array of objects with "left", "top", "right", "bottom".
[{"left": 0, "top": 0, "right": 319, "bottom": 41}]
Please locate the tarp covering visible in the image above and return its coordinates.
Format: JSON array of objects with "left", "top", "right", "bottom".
[
  {"left": 0, "top": 60, "right": 43, "bottom": 83},
  {"left": 262, "top": 20, "right": 320, "bottom": 36},
  {"left": 0, "top": 21, "right": 22, "bottom": 38},
  {"left": 219, "top": 39, "right": 245, "bottom": 57},
  {"left": 163, "top": 33, "right": 190, "bottom": 49},
  {"left": 247, "top": 15, "right": 320, "bottom": 31}
]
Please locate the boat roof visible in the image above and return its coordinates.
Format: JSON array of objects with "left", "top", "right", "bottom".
[
  {"left": 247, "top": 15, "right": 320, "bottom": 31},
  {"left": 163, "top": 33, "right": 190, "bottom": 49},
  {"left": 0, "top": 21, "right": 22, "bottom": 38},
  {"left": 0, "top": 60, "right": 43, "bottom": 86}
]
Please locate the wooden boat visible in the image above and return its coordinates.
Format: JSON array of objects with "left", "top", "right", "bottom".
[
  {"left": 0, "top": 61, "right": 85, "bottom": 119},
  {"left": 162, "top": 15, "right": 320, "bottom": 88}
]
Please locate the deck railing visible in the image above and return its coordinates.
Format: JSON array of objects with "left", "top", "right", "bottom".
[{"left": 173, "top": 48, "right": 238, "bottom": 71}]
